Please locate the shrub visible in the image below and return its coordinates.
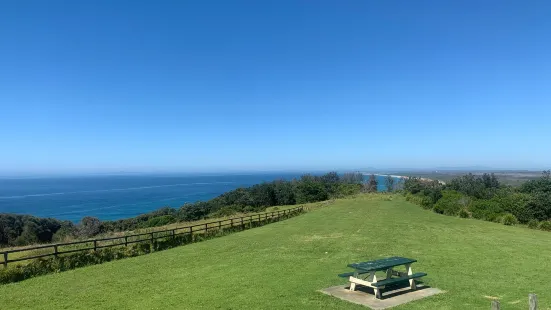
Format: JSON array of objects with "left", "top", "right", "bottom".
[
  {"left": 458, "top": 209, "right": 470, "bottom": 218},
  {"left": 433, "top": 190, "right": 466, "bottom": 216},
  {"left": 527, "top": 219, "right": 539, "bottom": 229},
  {"left": 469, "top": 199, "right": 504, "bottom": 222},
  {"left": 404, "top": 193, "right": 426, "bottom": 207},
  {"left": 420, "top": 197, "right": 434, "bottom": 209},
  {"left": 294, "top": 175, "right": 329, "bottom": 203},
  {"left": 333, "top": 183, "right": 362, "bottom": 198},
  {"left": 501, "top": 213, "right": 518, "bottom": 226},
  {"left": 210, "top": 206, "right": 239, "bottom": 218},
  {"left": 139, "top": 215, "right": 176, "bottom": 228},
  {"left": 493, "top": 191, "right": 532, "bottom": 223},
  {"left": 538, "top": 221, "right": 551, "bottom": 231},
  {"left": 78, "top": 217, "right": 102, "bottom": 238}
]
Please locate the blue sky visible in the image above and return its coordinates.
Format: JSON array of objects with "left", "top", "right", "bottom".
[{"left": 1, "top": 1, "right": 550, "bottom": 174}]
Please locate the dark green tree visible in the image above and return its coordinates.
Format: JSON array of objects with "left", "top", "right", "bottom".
[
  {"left": 294, "top": 174, "right": 329, "bottom": 203},
  {"left": 273, "top": 180, "right": 295, "bottom": 205},
  {"left": 364, "top": 174, "right": 378, "bottom": 193},
  {"left": 385, "top": 175, "right": 395, "bottom": 192}
]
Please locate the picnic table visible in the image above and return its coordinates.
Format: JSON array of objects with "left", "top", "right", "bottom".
[{"left": 338, "top": 256, "right": 426, "bottom": 299}]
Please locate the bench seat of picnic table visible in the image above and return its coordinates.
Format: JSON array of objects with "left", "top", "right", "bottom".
[{"left": 371, "top": 272, "right": 427, "bottom": 287}]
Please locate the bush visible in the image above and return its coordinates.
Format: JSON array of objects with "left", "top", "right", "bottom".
[
  {"left": 501, "top": 213, "right": 518, "bottom": 226},
  {"left": 493, "top": 191, "right": 532, "bottom": 223},
  {"left": 78, "top": 217, "right": 102, "bottom": 238},
  {"left": 469, "top": 199, "right": 504, "bottom": 222},
  {"left": 332, "top": 183, "right": 362, "bottom": 198},
  {"left": 139, "top": 215, "right": 177, "bottom": 228},
  {"left": 458, "top": 209, "right": 470, "bottom": 218},
  {"left": 527, "top": 219, "right": 539, "bottom": 229},
  {"left": 538, "top": 221, "right": 551, "bottom": 231},
  {"left": 433, "top": 190, "right": 467, "bottom": 216},
  {"left": 294, "top": 175, "right": 329, "bottom": 203},
  {"left": 420, "top": 197, "right": 434, "bottom": 209}
]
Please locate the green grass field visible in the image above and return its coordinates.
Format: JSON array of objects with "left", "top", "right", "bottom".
[{"left": 1, "top": 194, "right": 550, "bottom": 309}]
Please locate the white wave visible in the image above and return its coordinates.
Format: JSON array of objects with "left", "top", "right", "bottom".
[{"left": 0, "top": 182, "right": 235, "bottom": 199}]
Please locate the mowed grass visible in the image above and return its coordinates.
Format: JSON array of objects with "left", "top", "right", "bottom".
[{"left": 1, "top": 194, "right": 550, "bottom": 309}]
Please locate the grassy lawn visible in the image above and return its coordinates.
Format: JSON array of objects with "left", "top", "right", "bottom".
[{"left": 1, "top": 194, "right": 550, "bottom": 309}]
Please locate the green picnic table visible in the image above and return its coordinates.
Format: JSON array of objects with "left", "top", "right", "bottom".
[{"left": 338, "top": 256, "right": 427, "bottom": 299}]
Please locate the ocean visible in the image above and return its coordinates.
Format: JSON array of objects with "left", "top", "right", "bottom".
[{"left": 0, "top": 173, "right": 396, "bottom": 222}]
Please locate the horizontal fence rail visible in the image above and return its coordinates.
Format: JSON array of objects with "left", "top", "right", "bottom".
[{"left": 1, "top": 207, "right": 303, "bottom": 268}]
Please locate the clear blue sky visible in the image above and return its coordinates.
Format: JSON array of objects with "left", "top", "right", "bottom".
[{"left": 1, "top": 1, "right": 550, "bottom": 175}]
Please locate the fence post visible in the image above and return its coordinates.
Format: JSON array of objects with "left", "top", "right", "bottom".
[
  {"left": 3, "top": 252, "right": 8, "bottom": 268},
  {"left": 230, "top": 218, "right": 234, "bottom": 228},
  {"left": 529, "top": 294, "right": 537, "bottom": 310},
  {"left": 124, "top": 236, "right": 128, "bottom": 247},
  {"left": 240, "top": 216, "right": 244, "bottom": 228},
  {"left": 172, "top": 229, "right": 175, "bottom": 238},
  {"left": 93, "top": 240, "right": 97, "bottom": 251},
  {"left": 491, "top": 300, "right": 500, "bottom": 310},
  {"left": 54, "top": 245, "right": 58, "bottom": 258},
  {"left": 150, "top": 232, "right": 154, "bottom": 243},
  {"left": 204, "top": 223, "right": 208, "bottom": 233}
]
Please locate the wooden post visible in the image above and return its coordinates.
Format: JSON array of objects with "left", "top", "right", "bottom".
[
  {"left": 54, "top": 245, "right": 58, "bottom": 258},
  {"left": 240, "top": 217, "right": 244, "bottom": 227},
  {"left": 529, "top": 294, "right": 537, "bottom": 310},
  {"left": 204, "top": 223, "right": 208, "bottom": 233},
  {"left": 150, "top": 232, "right": 154, "bottom": 243},
  {"left": 218, "top": 221, "right": 222, "bottom": 230},
  {"left": 93, "top": 240, "right": 97, "bottom": 251},
  {"left": 172, "top": 229, "right": 175, "bottom": 238},
  {"left": 124, "top": 236, "right": 128, "bottom": 246},
  {"left": 491, "top": 300, "right": 500, "bottom": 310},
  {"left": 230, "top": 218, "right": 234, "bottom": 227},
  {"left": 3, "top": 252, "right": 8, "bottom": 268}
]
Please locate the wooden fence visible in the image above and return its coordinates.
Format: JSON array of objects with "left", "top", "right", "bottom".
[
  {"left": 491, "top": 294, "right": 538, "bottom": 309},
  {"left": 0, "top": 206, "right": 304, "bottom": 268}
]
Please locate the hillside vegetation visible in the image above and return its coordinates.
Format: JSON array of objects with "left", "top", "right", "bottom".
[
  {"left": 403, "top": 170, "right": 551, "bottom": 230},
  {"left": 1, "top": 172, "right": 365, "bottom": 247},
  {"left": 1, "top": 194, "right": 549, "bottom": 309}
]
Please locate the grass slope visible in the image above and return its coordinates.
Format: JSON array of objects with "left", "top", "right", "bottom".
[{"left": 1, "top": 195, "right": 550, "bottom": 309}]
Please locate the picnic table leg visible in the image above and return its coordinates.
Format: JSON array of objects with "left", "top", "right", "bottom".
[
  {"left": 367, "top": 272, "right": 381, "bottom": 298},
  {"left": 367, "top": 271, "right": 376, "bottom": 283},
  {"left": 349, "top": 270, "right": 358, "bottom": 291},
  {"left": 374, "top": 288, "right": 381, "bottom": 299},
  {"left": 406, "top": 264, "right": 417, "bottom": 290},
  {"left": 386, "top": 268, "right": 393, "bottom": 280}
]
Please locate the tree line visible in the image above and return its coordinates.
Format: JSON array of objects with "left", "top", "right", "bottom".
[
  {"left": 403, "top": 171, "right": 551, "bottom": 228},
  {"left": 1, "top": 172, "right": 379, "bottom": 247}
]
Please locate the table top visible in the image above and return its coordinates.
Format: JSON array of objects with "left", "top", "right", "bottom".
[{"left": 347, "top": 256, "right": 416, "bottom": 272}]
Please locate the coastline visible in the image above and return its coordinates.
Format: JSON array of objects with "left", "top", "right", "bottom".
[{"left": 362, "top": 173, "right": 446, "bottom": 185}]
